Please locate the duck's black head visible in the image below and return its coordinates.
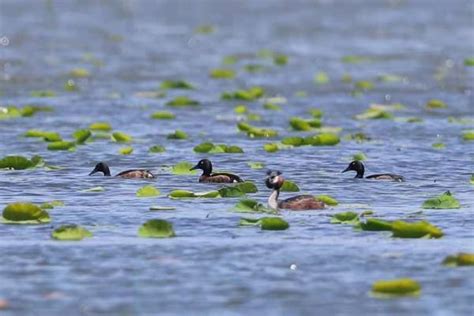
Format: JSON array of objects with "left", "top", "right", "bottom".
[
  {"left": 342, "top": 160, "right": 365, "bottom": 178},
  {"left": 265, "top": 170, "right": 284, "bottom": 190},
  {"left": 89, "top": 162, "right": 111, "bottom": 176},
  {"left": 190, "top": 159, "right": 212, "bottom": 175}
]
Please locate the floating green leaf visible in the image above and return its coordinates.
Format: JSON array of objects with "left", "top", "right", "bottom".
[
  {"left": 247, "top": 161, "right": 264, "bottom": 169},
  {"left": 24, "top": 129, "right": 62, "bottom": 142},
  {"left": 264, "top": 143, "right": 279, "bottom": 152},
  {"left": 171, "top": 162, "right": 197, "bottom": 175},
  {"left": 442, "top": 253, "right": 474, "bottom": 267},
  {"left": 160, "top": 80, "right": 194, "bottom": 90},
  {"left": 263, "top": 103, "right": 281, "bottom": 111},
  {"left": 244, "top": 64, "right": 265, "bottom": 73},
  {"left": 89, "top": 122, "right": 112, "bottom": 131},
  {"left": 194, "top": 24, "right": 215, "bottom": 34},
  {"left": 305, "top": 133, "right": 340, "bottom": 146},
  {"left": 40, "top": 200, "right": 65, "bottom": 209},
  {"left": 64, "top": 79, "right": 79, "bottom": 92},
  {"left": 193, "top": 142, "right": 243, "bottom": 154},
  {"left": 233, "top": 199, "right": 276, "bottom": 214},
  {"left": 111, "top": 132, "right": 132, "bottom": 143},
  {"left": 168, "top": 190, "right": 220, "bottom": 199},
  {"left": 221, "top": 86, "right": 264, "bottom": 101},
  {"left": 73, "top": 129, "right": 91, "bottom": 144},
  {"left": 426, "top": 99, "right": 447, "bottom": 109},
  {"left": 289, "top": 117, "right": 321, "bottom": 131},
  {"left": 235, "top": 182, "right": 258, "bottom": 193},
  {"left": 31, "top": 90, "right": 56, "bottom": 97},
  {"left": 371, "top": 279, "right": 421, "bottom": 297},
  {"left": 234, "top": 105, "right": 248, "bottom": 114},
  {"left": 280, "top": 180, "right": 300, "bottom": 192},
  {"left": 149, "top": 145, "right": 165, "bottom": 153},
  {"left": 470, "top": 175, "right": 474, "bottom": 185},
  {"left": 69, "top": 68, "right": 90, "bottom": 78},
  {"left": 281, "top": 136, "right": 305, "bottom": 146},
  {"left": 167, "top": 130, "right": 188, "bottom": 140},
  {"left": 166, "top": 96, "right": 199, "bottom": 107},
  {"left": 464, "top": 58, "right": 474, "bottom": 66},
  {"left": 355, "top": 80, "right": 374, "bottom": 91},
  {"left": 314, "top": 72, "right": 329, "bottom": 84},
  {"left": 355, "top": 107, "right": 393, "bottom": 120},
  {"left": 138, "top": 219, "right": 175, "bottom": 238},
  {"left": 462, "top": 130, "right": 474, "bottom": 141},
  {"left": 341, "top": 55, "right": 372, "bottom": 64},
  {"left": 150, "top": 111, "right": 176, "bottom": 120},
  {"left": 273, "top": 54, "right": 288, "bottom": 66},
  {"left": 0, "top": 155, "right": 44, "bottom": 170},
  {"left": 209, "top": 68, "right": 235, "bottom": 79},
  {"left": 360, "top": 218, "right": 393, "bottom": 231},
  {"left": 47, "top": 141, "right": 76, "bottom": 151},
  {"left": 391, "top": 220, "right": 443, "bottom": 238},
  {"left": 222, "top": 55, "right": 238, "bottom": 65},
  {"left": 218, "top": 186, "right": 246, "bottom": 198},
  {"left": 136, "top": 185, "right": 160, "bottom": 197},
  {"left": 316, "top": 195, "right": 338, "bottom": 206},
  {"left": 353, "top": 152, "right": 367, "bottom": 161},
  {"left": 432, "top": 143, "right": 445, "bottom": 149},
  {"left": 119, "top": 146, "right": 133, "bottom": 155},
  {"left": 2, "top": 202, "right": 50, "bottom": 224},
  {"left": 239, "top": 216, "right": 289, "bottom": 230},
  {"left": 237, "top": 122, "right": 278, "bottom": 138},
  {"left": 330, "top": 212, "right": 359, "bottom": 224},
  {"left": 51, "top": 224, "right": 92, "bottom": 241},
  {"left": 422, "top": 191, "right": 460, "bottom": 209}
]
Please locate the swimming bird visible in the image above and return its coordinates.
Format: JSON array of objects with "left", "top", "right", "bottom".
[
  {"left": 342, "top": 160, "right": 404, "bottom": 182},
  {"left": 265, "top": 170, "right": 325, "bottom": 211},
  {"left": 190, "top": 159, "right": 243, "bottom": 183},
  {"left": 88, "top": 162, "right": 155, "bottom": 179}
]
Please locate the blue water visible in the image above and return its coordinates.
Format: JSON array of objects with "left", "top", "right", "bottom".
[{"left": 0, "top": 0, "right": 473, "bottom": 315}]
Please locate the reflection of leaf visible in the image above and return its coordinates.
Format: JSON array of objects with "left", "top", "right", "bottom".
[
  {"left": 422, "top": 191, "right": 460, "bottom": 209},
  {"left": 138, "top": 219, "right": 175, "bottom": 238}
]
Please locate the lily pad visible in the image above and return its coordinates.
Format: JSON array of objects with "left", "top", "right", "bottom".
[
  {"left": 0, "top": 155, "right": 43, "bottom": 170},
  {"left": 391, "top": 220, "right": 443, "bottom": 238},
  {"left": 442, "top": 253, "right": 474, "bottom": 267},
  {"left": 218, "top": 186, "right": 246, "bottom": 198},
  {"left": 166, "top": 96, "right": 199, "bottom": 107},
  {"left": 353, "top": 152, "right": 367, "bottom": 161},
  {"left": 69, "top": 68, "right": 90, "bottom": 78},
  {"left": 316, "top": 195, "right": 338, "bottom": 206},
  {"left": 119, "top": 146, "right": 133, "bottom": 155},
  {"left": 194, "top": 24, "right": 215, "bottom": 34},
  {"left": 167, "top": 130, "right": 188, "bottom": 140},
  {"left": 355, "top": 80, "right": 374, "bottom": 91},
  {"left": 247, "top": 161, "right": 264, "bottom": 169},
  {"left": 111, "top": 132, "right": 132, "bottom": 143},
  {"left": 221, "top": 86, "right": 264, "bottom": 101},
  {"left": 235, "top": 182, "right": 258, "bottom": 194},
  {"left": 24, "top": 129, "right": 62, "bottom": 142},
  {"left": 355, "top": 108, "right": 393, "bottom": 120},
  {"left": 305, "top": 133, "right": 340, "bottom": 146},
  {"left": 2, "top": 202, "right": 50, "bottom": 224},
  {"left": 280, "top": 180, "right": 300, "bottom": 192},
  {"left": 422, "top": 191, "right": 460, "bottom": 209},
  {"left": 51, "top": 224, "right": 92, "bottom": 241},
  {"left": 31, "top": 90, "right": 56, "bottom": 97},
  {"left": 464, "top": 58, "right": 474, "bottom": 66},
  {"left": 138, "top": 219, "right": 175, "bottom": 238},
  {"left": 168, "top": 190, "right": 220, "bottom": 199},
  {"left": 171, "top": 162, "right": 197, "bottom": 175},
  {"left": 426, "top": 99, "right": 447, "bottom": 109},
  {"left": 342, "top": 55, "right": 371, "bottom": 64},
  {"left": 193, "top": 142, "right": 243, "bottom": 154},
  {"left": 289, "top": 117, "right": 321, "bottom": 131},
  {"left": 40, "top": 200, "right": 65, "bottom": 209},
  {"left": 462, "top": 130, "right": 474, "bottom": 141},
  {"left": 239, "top": 217, "right": 289, "bottom": 230},
  {"left": 89, "top": 122, "right": 112, "bottom": 131},
  {"left": 210, "top": 68, "right": 235, "bottom": 79},
  {"left": 360, "top": 218, "right": 393, "bottom": 231},
  {"left": 233, "top": 199, "right": 276, "bottom": 214},
  {"left": 73, "top": 129, "right": 92, "bottom": 144},
  {"left": 263, "top": 103, "right": 281, "bottom": 111},
  {"left": 330, "top": 212, "right": 359, "bottom": 224},
  {"left": 371, "top": 279, "right": 421, "bottom": 297},
  {"left": 273, "top": 54, "right": 288, "bottom": 66},
  {"left": 47, "top": 141, "right": 76, "bottom": 151},
  {"left": 150, "top": 111, "right": 176, "bottom": 120},
  {"left": 160, "top": 80, "right": 194, "bottom": 90},
  {"left": 263, "top": 143, "right": 279, "bottom": 152},
  {"left": 432, "top": 143, "right": 445, "bottom": 149},
  {"left": 237, "top": 122, "right": 278, "bottom": 138},
  {"left": 149, "top": 145, "right": 166, "bottom": 153},
  {"left": 314, "top": 72, "right": 329, "bottom": 84},
  {"left": 234, "top": 105, "right": 248, "bottom": 114},
  {"left": 136, "top": 185, "right": 160, "bottom": 197}
]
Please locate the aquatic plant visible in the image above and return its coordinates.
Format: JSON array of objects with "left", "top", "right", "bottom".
[
  {"left": 171, "top": 162, "right": 197, "bottom": 175},
  {"left": 209, "top": 68, "right": 235, "bottom": 79},
  {"left": 136, "top": 185, "right": 160, "bottom": 197},
  {"left": 371, "top": 279, "right": 421, "bottom": 297},
  {"left": 422, "top": 191, "right": 460, "bottom": 209},
  {"left": 89, "top": 122, "right": 112, "bottom": 131},
  {"left": 442, "top": 253, "right": 474, "bottom": 267},
  {"left": 69, "top": 68, "right": 90, "bottom": 78},
  {"left": 316, "top": 195, "right": 338, "bottom": 206},
  {"left": 289, "top": 117, "right": 322, "bottom": 131},
  {"left": 111, "top": 132, "right": 132, "bottom": 143},
  {"left": 426, "top": 99, "right": 447, "bottom": 109},
  {"left": 167, "top": 130, "right": 188, "bottom": 140},
  {"left": 233, "top": 199, "right": 276, "bottom": 214},
  {"left": 359, "top": 218, "right": 393, "bottom": 231},
  {"left": 221, "top": 86, "right": 264, "bottom": 101},
  {"left": 237, "top": 122, "right": 278, "bottom": 138},
  {"left": 239, "top": 217, "right": 289, "bottom": 230},
  {"left": 24, "top": 129, "right": 62, "bottom": 142},
  {"left": 150, "top": 111, "right": 176, "bottom": 120},
  {"left": 73, "top": 129, "right": 92, "bottom": 144},
  {"left": 263, "top": 143, "right": 279, "bottom": 152},
  {"left": 0, "top": 155, "right": 44, "bottom": 170},
  {"left": 280, "top": 180, "right": 300, "bottom": 192},
  {"left": 247, "top": 162, "right": 264, "bottom": 169},
  {"left": 166, "top": 96, "right": 199, "bottom": 107},
  {"left": 193, "top": 142, "right": 243, "bottom": 154},
  {"left": 462, "top": 130, "right": 474, "bottom": 141},
  {"left": 314, "top": 72, "right": 329, "bottom": 84},
  {"left": 391, "top": 220, "right": 443, "bottom": 238},
  {"left": 51, "top": 225, "right": 92, "bottom": 241},
  {"left": 168, "top": 190, "right": 220, "bottom": 199},
  {"left": 2, "top": 202, "right": 50, "bottom": 224},
  {"left": 160, "top": 80, "right": 194, "bottom": 90},
  {"left": 149, "top": 145, "right": 166, "bottom": 153},
  {"left": 47, "top": 141, "right": 76, "bottom": 151},
  {"left": 119, "top": 147, "right": 133, "bottom": 155},
  {"left": 138, "top": 219, "right": 175, "bottom": 238},
  {"left": 330, "top": 212, "right": 359, "bottom": 224},
  {"left": 353, "top": 152, "right": 367, "bottom": 161}
]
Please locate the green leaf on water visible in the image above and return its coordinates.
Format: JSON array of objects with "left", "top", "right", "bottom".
[
  {"left": 330, "top": 212, "right": 359, "bottom": 224},
  {"left": 264, "top": 143, "right": 279, "bottom": 153},
  {"left": 422, "top": 191, "right": 460, "bottom": 209},
  {"left": 371, "top": 279, "right": 421, "bottom": 297},
  {"left": 40, "top": 200, "right": 65, "bottom": 209},
  {"left": 69, "top": 68, "right": 90, "bottom": 78},
  {"left": 281, "top": 136, "right": 305, "bottom": 146},
  {"left": 168, "top": 189, "right": 220, "bottom": 199},
  {"left": 464, "top": 58, "right": 474, "bottom": 66},
  {"left": 470, "top": 175, "right": 474, "bottom": 185},
  {"left": 355, "top": 107, "right": 393, "bottom": 120},
  {"left": 280, "top": 180, "right": 300, "bottom": 192},
  {"left": 0, "top": 155, "right": 44, "bottom": 170},
  {"left": 432, "top": 142, "right": 445, "bottom": 149},
  {"left": 209, "top": 68, "right": 235, "bottom": 79},
  {"left": 341, "top": 55, "right": 372, "bottom": 64},
  {"left": 47, "top": 141, "right": 76, "bottom": 151},
  {"left": 89, "top": 122, "right": 112, "bottom": 131},
  {"left": 73, "top": 129, "right": 92, "bottom": 144},
  {"left": 31, "top": 90, "right": 56, "bottom": 97},
  {"left": 64, "top": 79, "right": 79, "bottom": 92},
  {"left": 237, "top": 122, "right": 278, "bottom": 138},
  {"left": 289, "top": 117, "right": 322, "bottom": 131},
  {"left": 138, "top": 219, "right": 175, "bottom": 238},
  {"left": 149, "top": 145, "right": 165, "bottom": 153},
  {"left": 360, "top": 218, "right": 393, "bottom": 231},
  {"left": 166, "top": 96, "right": 199, "bottom": 107},
  {"left": 442, "top": 253, "right": 474, "bottom": 267},
  {"left": 233, "top": 199, "right": 276, "bottom": 214},
  {"left": 194, "top": 24, "right": 215, "bottom": 34},
  {"left": 171, "top": 162, "right": 197, "bottom": 175},
  {"left": 273, "top": 54, "right": 288, "bottom": 66},
  {"left": 1, "top": 202, "right": 51, "bottom": 224},
  {"left": 314, "top": 72, "right": 329, "bottom": 84},
  {"left": 235, "top": 181, "right": 258, "bottom": 193},
  {"left": 136, "top": 185, "right": 160, "bottom": 197},
  {"left": 354, "top": 80, "right": 374, "bottom": 91},
  {"left": 263, "top": 103, "right": 281, "bottom": 111},
  {"left": 167, "top": 130, "right": 188, "bottom": 140},
  {"left": 51, "top": 224, "right": 92, "bottom": 241},
  {"left": 111, "top": 132, "right": 132, "bottom": 143},
  {"left": 119, "top": 146, "right": 133, "bottom": 155},
  {"left": 305, "top": 133, "right": 340, "bottom": 146},
  {"left": 221, "top": 86, "right": 265, "bottom": 101},
  {"left": 193, "top": 142, "right": 243, "bottom": 154},
  {"left": 218, "top": 186, "right": 246, "bottom": 198},
  {"left": 160, "top": 80, "right": 194, "bottom": 90},
  {"left": 261, "top": 217, "right": 289, "bottom": 230},
  {"left": 426, "top": 99, "right": 447, "bottom": 109},
  {"left": 316, "top": 195, "right": 338, "bottom": 206},
  {"left": 234, "top": 105, "right": 248, "bottom": 114},
  {"left": 462, "top": 130, "right": 474, "bottom": 141},
  {"left": 247, "top": 161, "right": 264, "bottom": 169},
  {"left": 391, "top": 220, "right": 443, "bottom": 238},
  {"left": 24, "top": 129, "right": 62, "bottom": 142},
  {"left": 353, "top": 152, "right": 367, "bottom": 161},
  {"left": 150, "top": 111, "right": 176, "bottom": 120}
]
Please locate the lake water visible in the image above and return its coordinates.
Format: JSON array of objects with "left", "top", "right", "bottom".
[{"left": 0, "top": 0, "right": 473, "bottom": 315}]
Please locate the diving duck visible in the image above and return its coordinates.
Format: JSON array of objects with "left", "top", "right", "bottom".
[
  {"left": 265, "top": 170, "right": 325, "bottom": 211},
  {"left": 89, "top": 162, "right": 155, "bottom": 179},
  {"left": 190, "top": 159, "right": 243, "bottom": 183},
  {"left": 342, "top": 160, "right": 404, "bottom": 182}
]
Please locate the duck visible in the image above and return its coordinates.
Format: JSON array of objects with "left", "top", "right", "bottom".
[
  {"left": 342, "top": 160, "right": 404, "bottom": 182},
  {"left": 265, "top": 170, "right": 325, "bottom": 211},
  {"left": 88, "top": 162, "right": 155, "bottom": 179},
  {"left": 189, "top": 159, "right": 243, "bottom": 183}
]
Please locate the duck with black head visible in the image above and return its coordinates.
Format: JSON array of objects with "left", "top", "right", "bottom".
[
  {"left": 89, "top": 162, "right": 155, "bottom": 179},
  {"left": 342, "top": 160, "right": 404, "bottom": 182},
  {"left": 266, "top": 170, "right": 325, "bottom": 211},
  {"left": 190, "top": 159, "right": 243, "bottom": 183}
]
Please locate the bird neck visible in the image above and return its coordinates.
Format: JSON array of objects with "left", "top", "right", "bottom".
[
  {"left": 103, "top": 166, "right": 111, "bottom": 176},
  {"left": 268, "top": 189, "right": 280, "bottom": 210},
  {"left": 355, "top": 165, "right": 364, "bottom": 178}
]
